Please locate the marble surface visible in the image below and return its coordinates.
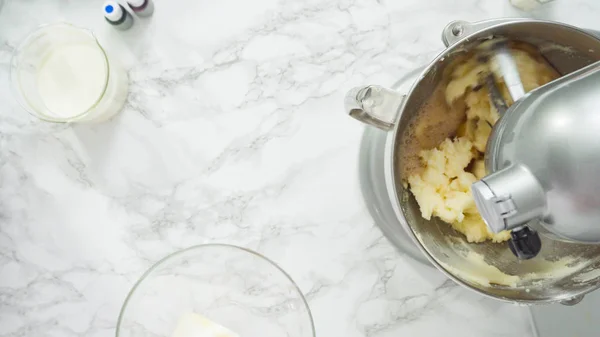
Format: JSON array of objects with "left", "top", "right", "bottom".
[{"left": 1, "top": 0, "right": 600, "bottom": 336}]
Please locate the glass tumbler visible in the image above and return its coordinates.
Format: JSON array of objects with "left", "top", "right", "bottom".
[
  {"left": 509, "top": 0, "right": 555, "bottom": 11},
  {"left": 10, "top": 23, "right": 128, "bottom": 123}
]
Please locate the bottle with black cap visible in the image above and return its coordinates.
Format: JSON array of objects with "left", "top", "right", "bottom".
[
  {"left": 103, "top": 1, "right": 134, "bottom": 30},
  {"left": 127, "top": 0, "right": 154, "bottom": 17}
]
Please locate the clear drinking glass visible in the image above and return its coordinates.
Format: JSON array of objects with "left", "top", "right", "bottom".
[
  {"left": 10, "top": 23, "right": 128, "bottom": 123},
  {"left": 509, "top": 0, "right": 556, "bottom": 11}
]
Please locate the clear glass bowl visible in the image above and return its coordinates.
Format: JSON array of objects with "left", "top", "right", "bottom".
[{"left": 117, "top": 244, "right": 315, "bottom": 337}]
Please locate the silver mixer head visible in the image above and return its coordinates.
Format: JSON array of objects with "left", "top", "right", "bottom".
[{"left": 473, "top": 59, "right": 600, "bottom": 259}]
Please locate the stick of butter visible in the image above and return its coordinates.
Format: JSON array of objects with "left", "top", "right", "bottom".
[{"left": 172, "top": 312, "right": 240, "bottom": 337}]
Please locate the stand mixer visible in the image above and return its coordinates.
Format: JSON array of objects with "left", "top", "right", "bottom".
[
  {"left": 473, "top": 58, "right": 600, "bottom": 260},
  {"left": 346, "top": 18, "right": 600, "bottom": 304}
]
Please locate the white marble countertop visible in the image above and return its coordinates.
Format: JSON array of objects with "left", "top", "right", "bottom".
[{"left": 1, "top": 0, "right": 600, "bottom": 336}]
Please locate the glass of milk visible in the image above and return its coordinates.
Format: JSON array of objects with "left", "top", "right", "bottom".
[
  {"left": 509, "top": 0, "right": 555, "bottom": 11},
  {"left": 10, "top": 23, "right": 128, "bottom": 123}
]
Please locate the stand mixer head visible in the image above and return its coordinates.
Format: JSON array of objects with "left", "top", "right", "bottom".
[{"left": 473, "top": 59, "right": 600, "bottom": 259}]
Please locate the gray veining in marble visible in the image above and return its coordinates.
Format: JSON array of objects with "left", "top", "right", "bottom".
[{"left": 2, "top": 0, "right": 600, "bottom": 336}]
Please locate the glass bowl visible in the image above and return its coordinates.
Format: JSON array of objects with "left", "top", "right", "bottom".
[{"left": 117, "top": 244, "right": 315, "bottom": 337}]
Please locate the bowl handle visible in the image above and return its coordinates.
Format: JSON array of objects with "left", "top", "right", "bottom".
[
  {"left": 345, "top": 85, "right": 405, "bottom": 131},
  {"left": 441, "top": 18, "right": 531, "bottom": 47}
]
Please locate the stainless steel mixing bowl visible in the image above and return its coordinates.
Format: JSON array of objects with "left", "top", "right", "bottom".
[{"left": 346, "top": 18, "right": 600, "bottom": 304}]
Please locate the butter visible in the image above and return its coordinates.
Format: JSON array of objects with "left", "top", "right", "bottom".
[
  {"left": 408, "top": 137, "right": 510, "bottom": 243},
  {"left": 172, "top": 312, "right": 240, "bottom": 337}
]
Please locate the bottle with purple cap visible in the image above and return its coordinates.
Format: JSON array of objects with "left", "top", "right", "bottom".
[
  {"left": 103, "top": 1, "right": 134, "bottom": 30},
  {"left": 127, "top": 0, "right": 154, "bottom": 17}
]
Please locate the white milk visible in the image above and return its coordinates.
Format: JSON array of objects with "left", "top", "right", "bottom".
[
  {"left": 35, "top": 43, "right": 128, "bottom": 122},
  {"left": 37, "top": 44, "right": 107, "bottom": 118}
]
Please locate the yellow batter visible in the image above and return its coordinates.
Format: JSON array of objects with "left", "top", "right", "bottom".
[{"left": 408, "top": 43, "right": 559, "bottom": 243}]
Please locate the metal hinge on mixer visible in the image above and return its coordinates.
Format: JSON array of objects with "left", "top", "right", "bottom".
[{"left": 492, "top": 195, "right": 518, "bottom": 218}]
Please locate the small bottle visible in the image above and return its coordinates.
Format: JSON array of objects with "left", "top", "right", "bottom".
[
  {"left": 104, "top": 1, "right": 134, "bottom": 30},
  {"left": 127, "top": 0, "right": 154, "bottom": 17}
]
